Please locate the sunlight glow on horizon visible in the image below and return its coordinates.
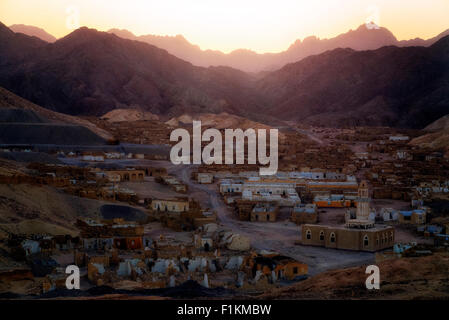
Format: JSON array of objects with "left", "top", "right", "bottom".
[{"left": 1, "top": 0, "right": 448, "bottom": 53}]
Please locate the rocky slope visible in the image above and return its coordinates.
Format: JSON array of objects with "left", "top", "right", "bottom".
[
  {"left": 257, "top": 36, "right": 449, "bottom": 128},
  {"left": 425, "top": 114, "right": 449, "bottom": 131},
  {"left": 259, "top": 253, "right": 449, "bottom": 299},
  {"left": 0, "top": 86, "right": 114, "bottom": 143},
  {"left": 410, "top": 114, "right": 449, "bottom": 150},
  {"left": 165, "top": 112, "right": 274, "bottom": 130},
  {"left": 9, "top": 24, "right": 57, "bottom": 43},
  {"left": 101, "top": 109, "right": 159, "bottom": 122}
]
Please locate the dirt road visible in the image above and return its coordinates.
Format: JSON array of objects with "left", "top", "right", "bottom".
[{"left": 166, "top": 162, "right": 375, "bottom": 275}]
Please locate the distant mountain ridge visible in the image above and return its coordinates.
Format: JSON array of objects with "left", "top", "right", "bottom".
[
  {"left": 108, "top": 24, "right": 449, "bottom": 72},
  {"left": 8, "top": 22, "right": 449, "bottom": 73},
  {"left": 9, "top": 24, "right": 57, "bottom": 43},
  {"left": 0, "top": 21, "right": 448, "bottom": 130},
  {"left": 0, "top": 22, "right": 260, "bottom": 119}
]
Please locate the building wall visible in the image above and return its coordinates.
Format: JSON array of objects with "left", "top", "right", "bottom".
[
  {"left": 314, "top": 200, "right": 351, "bottom": 208},
  {"left": 251, "top": 211, "right": 277, "bottom": 222},
  {"left": 198, "top": 173, "right": 213, "bottom": 184},
  {"left": 113, "top": 237, "right": 143, "bottom": 250},
  {"left": 276, "top": 262, "right": 308, "bottom": 280},
  {"left": 220, "top": 183, "right": 243, "bottom": 194},
  {"left": 107, "top": 170, "right": 145, "bottom": 182},
  {"left": 291, "top": 211, "right": 317, "bottom": 224},
  {"left": 152, "top": 199, "right": 189, "bottom": 212},
  {"left": 301, "top": 224, "right": 395, "bottom": 252},
  {"left": 398, "top": 212, "right": 426, "bottom": 225},
  {"left": 88, "top": 255, "right": 110, "bottom": 267}
]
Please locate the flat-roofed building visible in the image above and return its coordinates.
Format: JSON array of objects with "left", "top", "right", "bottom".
[
  {"left": 219, "top": 179, "right": 243, "bottom": 194},
  {"left": 251, "top": 203, "right": 278, "bottom": 222},
  {"left": 301, "top": 224, "right": 395, "bottom": 252},
  {"left": 106, "top": 169, "right": 145, "bottom": 182},
  {"left": 197, "top": 172, "right": 213, "bottom": 184},
  {"left": 307, "top": 181, "right": 359, "bottom": 193},
  {"left": 314, "top": 194, "right": 352, "bottom": 208},
  {"left": 243, "top": 177, "right": 296, "bottom": 195},
  {"left": 291, "top": 203, "right": 318, "bottom": 224},
  {"left": 151, "top": 198, "right": 189, "bottom": 213},
  {"left": 398, "top": 209, "right": 426, "bottom": 225}
]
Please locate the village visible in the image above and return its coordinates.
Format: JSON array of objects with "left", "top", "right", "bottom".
[{"left": 0, "top": 124, "right": 448, "bottom": 298}]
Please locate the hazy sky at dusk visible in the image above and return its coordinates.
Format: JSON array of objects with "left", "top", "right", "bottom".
[{"left": 1, "top": 0, "right": 448, "bottom": 53}]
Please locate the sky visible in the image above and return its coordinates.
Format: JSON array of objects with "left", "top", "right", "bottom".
[{"left": 1, "top": 0, "right": 448, "bottom": 53}]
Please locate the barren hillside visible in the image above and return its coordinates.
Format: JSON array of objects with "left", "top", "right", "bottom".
[
  {"left": 259, "top": 253, "right": 449, "bottom": 300},
  {"left": 0, "top": 87, "right": 114, "bottom": 142},
  {"left": 101, "top": 109, "right": 160, "bottom": 122}
]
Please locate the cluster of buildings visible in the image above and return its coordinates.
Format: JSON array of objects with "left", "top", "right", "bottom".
[
  {"left": 211, "top": 168, "right": 358, "bottom": 224},
  {"left": 155, "top": 175, "right": 188, "bottom": 193},
  {"left": 12, "top": 163, "right": 169, "bottom": 205},
  {"left": 149, "top": 197, "right": 217, "bottom": 231},
  {"left": 6, "top": 216, "right": 308, "bottom": 293},
  {"left": 301, "top": 181, "right": 396, "bottom": 252}
]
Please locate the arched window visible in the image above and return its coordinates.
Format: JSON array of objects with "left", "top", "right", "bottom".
[
  {"left": 376, "top": 237, "right": 379, "bottom": 246},
  {"left": 389, "top": 231, "right": 393, "bottom": 243},
  {"left": 306, "top": 229, "right": 311, "bottom": 240},
  {"left": 330, "top": 232, "right": 336, "bottom": 243},
  {"left": 319, "top": 230, "right": 325, "bottom": 241},
  {"left": 363, "top": 235, "right": 369, "bottom": 247}
]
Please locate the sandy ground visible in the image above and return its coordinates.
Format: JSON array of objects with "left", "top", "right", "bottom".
[{"left": 121, "top": 177, "right": 180, "bottom": 199}]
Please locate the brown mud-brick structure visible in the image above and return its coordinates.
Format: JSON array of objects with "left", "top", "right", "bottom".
[
  {"left": 149, "top": 198, "right": 215, "bottom": 231},
  {"left": 301, "top": 224, "right": 395, "bottom": 252},
  {"left": 291, "top": 204, "right": 318, "bottom": 224},
  {"left": 76, "top": 218, "right": 144, "bottom": 251},
  {"left": 241, "top": 253, "right": 308, "bottom": 281},
  {"left": 250, "top": 203, "right": 279, "bottom": 222}
]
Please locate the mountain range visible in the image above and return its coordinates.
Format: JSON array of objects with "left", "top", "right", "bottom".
[
  {"left": 9, "top": 24, "right": 57, "bottom": 43},
  {"left": 9, "top": 23, "right": 449, "bottom": 73},
  {"left": 0, "top": 22, "right": 260, "bottom": 117},
  {"left": 256, "top": 39, "right": 449, "bottom": 128},
  {"left": 0, "top": 21, "right": 448, "bottom": 129},
  {"left": 108, "top": 25, "right": 449, "bottom": 73}
]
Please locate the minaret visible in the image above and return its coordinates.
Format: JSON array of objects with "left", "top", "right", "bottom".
[{"left": 356, "top": 180, "right": 370, "bottom": 220}]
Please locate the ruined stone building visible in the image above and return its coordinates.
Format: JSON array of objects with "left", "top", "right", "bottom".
[{"left": 76, "top": 218, "right": 145, "bottom": 251}]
